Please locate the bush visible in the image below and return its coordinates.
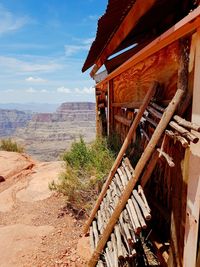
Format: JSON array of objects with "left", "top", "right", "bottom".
[
  {"left": 63, "top": 136, "right": 91, "bottom": 169},
  {"left": 0, "top": 138, "right": 24, "bottom": 153},
  {"left": 50, "top": 137, "right": 115, "bottom": 210}
]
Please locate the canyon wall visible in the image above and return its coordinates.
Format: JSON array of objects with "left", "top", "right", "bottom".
[
  {"left": 14, "top": 102, "right": 96, "bottom": 161},
  {"left": 0, "top": 109, "right": 32, "bottom": 137}
]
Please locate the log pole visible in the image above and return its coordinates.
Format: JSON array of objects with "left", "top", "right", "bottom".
[
  {"left": 169, "top": 121, "right": 199, "bottom": 143},
  {"left": 157, "top": 148, "right": 175, "bottom": 167},
  {"left": 173, "top": 115, "right": 200, "bottom": 132},
  {"left": 165, "top": 129, "right": 189, "bottom": 148}
]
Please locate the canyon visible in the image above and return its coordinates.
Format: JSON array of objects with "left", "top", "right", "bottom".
[
  {"left": 0, "top": 109, "right": 32, "bottom": 137},
  {"left": 0, "top": 102, "right": 96, "bottom": 161}
]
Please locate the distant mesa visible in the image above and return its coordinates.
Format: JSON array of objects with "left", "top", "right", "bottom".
[{"left": 56, "top": 102, "right": 95, "bottom": 113}]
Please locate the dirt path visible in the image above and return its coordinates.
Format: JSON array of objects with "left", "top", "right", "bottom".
[{"left": 0, "top": 151, "right": 90, "bottom": 267}]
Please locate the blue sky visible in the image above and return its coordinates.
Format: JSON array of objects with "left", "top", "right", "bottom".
[{"left": 0, "top": 0, "right": 107, "bottom": 103}]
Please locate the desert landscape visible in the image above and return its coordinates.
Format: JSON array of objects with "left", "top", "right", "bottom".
[{"left": 0, "top": 102, "right": 96, "bottom": 161}]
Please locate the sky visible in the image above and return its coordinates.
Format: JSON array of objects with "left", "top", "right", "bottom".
[{"left": 0, "top": 0, "right": 107, "bottom": 103}]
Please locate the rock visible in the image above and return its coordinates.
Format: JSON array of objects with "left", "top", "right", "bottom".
[
  {"left": 0, "top": 151, "right": 34, "bottom": 180},
  {"left": 16, "top": 161, "right": 63, "bottom": 202},
  {"left": 0, "top": 175, "right": 5, "bottom": 182}
]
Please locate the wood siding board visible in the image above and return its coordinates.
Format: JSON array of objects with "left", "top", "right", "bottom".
[{"left": 183, "top": 28, "right": 200, "bottom": 267}]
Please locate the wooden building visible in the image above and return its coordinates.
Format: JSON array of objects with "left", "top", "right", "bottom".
[{"left": 82, "top": 1, "right": 200, "bottom": 266}]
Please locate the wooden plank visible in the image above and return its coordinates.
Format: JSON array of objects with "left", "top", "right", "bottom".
[
  {"left": 183, "top": 28, "right": 200, "bottom": 267},
  {"left": 96, "top": 6, "right": 200, "bottom": 86},
  {"left": 112, "top": 101, "right": 143, "bottom": 109},
  {"left": 114, "top": 115, "right": 132, "bottom": 127},
  {"left": 83, "top": 83, "right": 157, "bottom": 235},
  {"left": 87, "top": 87, "right": 185, "bottom": 267},
  {"left": 90, "top": 0, "right": 157, "bottom": 77}
]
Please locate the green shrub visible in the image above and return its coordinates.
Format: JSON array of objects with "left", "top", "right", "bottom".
[
  {"left": 63, "top": 136, "right": 91, "bottom": 169},
  {"left": 0, "top": 138, "right": 24, "bottom": 153},
  {"left": 50, "top": 137, "right": 115, "bottom": 210}
]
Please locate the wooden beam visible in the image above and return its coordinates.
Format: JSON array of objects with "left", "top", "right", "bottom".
[
  {"left": 114, "top": 115, "right": 132, "bottom": 127},
  {"left": 87, "top": 87, "right": 185, "bottom": 267},
  {"left": 83, "top": 82, "right": 157, "bottom": 235},
  {"left": 97, "top": 6, "right": 200, "bottom": 85},
  {"left": 183, "top": 28, "right": 200, "bottom": 267},
  {"left": 112, "top": 101, "right": 143, "bottom": 109},
  {"left": 90, "top": 0, "right": 157, "bottom": 77},
  {"left": 105, "top": 38, "right": 154, "bottom": 73},
  {"left": 168, "top": 38, "right": 189, "bottom": 267}
]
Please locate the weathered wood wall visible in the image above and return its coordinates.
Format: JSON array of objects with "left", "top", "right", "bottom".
[
  {"left": 103, "top": 38, "right": 194, "bottom": 266},
  {"left": 112, "top": 41, "right": 179, "bottom": 104}
]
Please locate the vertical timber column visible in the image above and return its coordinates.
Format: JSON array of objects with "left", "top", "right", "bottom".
[
  {"left": 95, "top": 87, "right": 101, "bottom": 137},
  {"left": 108, "top": 80, "right": 114, "bottom": 136},
  {"left": 183, "top": 28, "right": 200, "bottom": 267}
]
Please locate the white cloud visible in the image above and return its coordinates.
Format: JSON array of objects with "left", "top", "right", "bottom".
[
  {"left": 3, "top": 89, "right": 14, "bottom": 93},
  {"left": 26, "top": 76, "right": 47, "bottom": 83},
  {"left": 64, "top": 44, "right": 90, "bottom": 56},
  {"left": 41, "top": 89, "right": 48, "bottom": 93},
  {"left": 0, "top": 4, "right": 29, "bottom": 35},
  {"left": 0, "top": 56, "right": 62, "bottom": 74},
  {"left": 82, "top": 37, "right": 94, "bottom": 45},
  {"left": 75, "top": 86, "right": 94, "bottom": 94},
  {"left": 26, "top": 87, "right": 36, "bottom": 93},
  {"left": 57, "top": 86, "right": 71, "bottom": 94},
  {"left": 64, "top": 37, "right": 94, "bottom": 56}
]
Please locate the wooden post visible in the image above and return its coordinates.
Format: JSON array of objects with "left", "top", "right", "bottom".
[
  {"left": 183, "top": 28, "right": 200, "bottom": 267},
  {"left": 108, "top": 80, "right": 114, "bottom": 136},
  {"left": 159, "top": 37, "right": 189, "bottom": 267},
  {"left": 95, "top": 88, "right": 101, "bottom": 137},
  {"left": 83, "top": 82, "right": 157, "bottom": 234},
  {"left": 87, "top": 87, "right": 184, "bottom": 267}
]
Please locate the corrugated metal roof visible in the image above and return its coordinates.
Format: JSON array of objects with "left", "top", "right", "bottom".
[{"left": 82, "top": 0, "right": 136, "bottom": 72}]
